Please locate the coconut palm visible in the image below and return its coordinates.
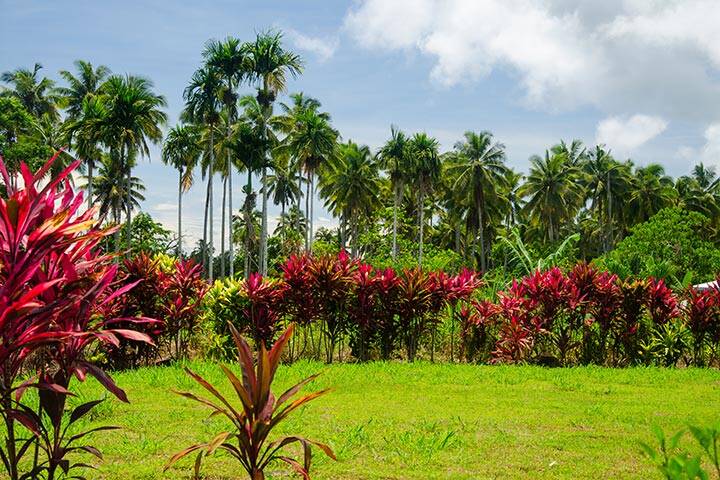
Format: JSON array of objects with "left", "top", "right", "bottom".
[
  {"left": 320, "top": 141, "right": 381, "bottom": 257},
  {"left": 92, "top": 152, "right": 145, "bottom": 230},
  {"left": 377, "top": 126, "right": 411, "bottom": 259},
  {"left": 1, "top": 63, "right": 59, "bottom": 119},
  {"left": 408, "top": 132, "right": 441, "bottom": 266},
  {"left": 273, "top": 93, "right": 327, "bottom": 237},
  {"left": 245, "top": 30, "right": 303, "bottom": 275},
  {"left": 58, "top": 60, "right": 111, "bottom": 208},
  {"left": 265, "top": 154, "right": 303, "bottom": 222},
  {"left": 162, "top": 124, "right": 202, "bottom": 256},
  {"left": 519, "top": 150, "right": 583, "bottom": 243},
  {"left": 100, "top": 74, "right": 167, "bottom": 253},
  {"left": 628, "top": 163, "right": 677, "bottom": 224},
  {"left": 551, "top": 139, "right": 587, "bottom": 166},
  {"left": 182, "top": 66, "right": 223, "bottom": 279},
  {"left": 280, "top": 108, "right": 338, "bottom": 251},
  {"left": 450, "top": 131, "right": 509, "bottom": 271},
  {"left": 204, "top": 37, "right": 249, "bottom": 278}
]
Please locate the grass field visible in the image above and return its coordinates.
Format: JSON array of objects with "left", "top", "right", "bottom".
[{"left": 64, "top": 361, "right": 720, "bottom": 479}]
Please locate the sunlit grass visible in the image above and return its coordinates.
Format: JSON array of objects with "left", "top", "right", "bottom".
[{"left": 63, "top": 362, "right": 720, "bottom": 479}]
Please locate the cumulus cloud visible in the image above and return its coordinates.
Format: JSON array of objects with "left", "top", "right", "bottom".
[
  {"left": 286, "top": 28, "right": 338, "bottom": 62},
  {"left": 343, "top": 0, "right": 720, "bottom": 118},
  {"left": 595, "top": 114, "right": 668, "bottom": 156},
  {"left": 679, "top": 123, "right": 720, "bottom": 167}
]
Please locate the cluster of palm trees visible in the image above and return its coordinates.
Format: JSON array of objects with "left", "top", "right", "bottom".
[{"left": 3, "top": 33, "right": 720, "bottom": 280}]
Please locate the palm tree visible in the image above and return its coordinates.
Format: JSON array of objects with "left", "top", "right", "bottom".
[
  {"left": 265, "top": 154, "right": 302, "bottom": 224},
  {"left": 233, "top": 95, "right": 275, "bottom": 277},
  {"left": 182, "top": 66, "right": 223, "bottom": 280},
  {"left": 245, "top": 30, "right": 303, "bottom": 275},
  {"left": 281, "top": 108, "right": 338, "bottom": 251},
  {"left": 204, "top": 37, "right": 249, "bottom": 278},
  {"left": 92, "top": 152, "right": 145, "bottom": 229},
  {"left": 100, "top": 74, "right": 167, "bottom": 253},
  {"left": 162, "top": 124, "right": 202, "bottom": 256},
  {"left": 58, "top": 60, "right": 111, "bottom": 209},
  {"left": 273, "top": 93, "right": 327, "bottom": 237},
  {"left": 628, "top": 163, "right": 677, "bottom": 224},
  {"left": 519, "top": 150, "right": 583, "bottom": 243},
  {"left": 551, "top": 139, "right": 587, "bottom": 166},
  {"left": 378, "top": 126, "right": 410, "bottom": 260},
  {"left": 320, "top": 141, "right": 381, "bottom": 257},
  {"left": 1, "top": 63, "right": 59, "bottom": 119},
  {"left": 450, "top": 131, "right": 509, "bottom": 271},
  {"left": 408, "top": 133, "right": 441, "bottom": 266}
]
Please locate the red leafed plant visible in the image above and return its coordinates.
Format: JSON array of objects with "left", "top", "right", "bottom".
[
  {"left": 682, "top": 283, "right": 720, "bottom": 365},
  {"left": 0, "top": 154, "right": 155, "bottom": 480},
  {"left": 395, "top": 269, "right": 435, "bottom": 362},
  {"left": 161, "top": 259, "right": 208, "bottom": 359},
  {"left": 166, "top": 323, "right": 335, "bottom": 480},
  {"left": 242, "top": 273, "right": 287, "bottom": 348}
]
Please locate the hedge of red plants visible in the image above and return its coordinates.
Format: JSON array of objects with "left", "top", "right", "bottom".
[
  {"left": 209, "top": 255, "right": 720, "bottom": 367},
  {"left": 461, "top": 264, "right": 720, "bottom": 367},
  {"left": 205, "top": 251, "right": 482, "bottom": 363}
]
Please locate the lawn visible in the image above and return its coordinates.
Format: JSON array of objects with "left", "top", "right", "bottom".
[{"left": 68, "top": 361, "right": 720, "bottom": 479}]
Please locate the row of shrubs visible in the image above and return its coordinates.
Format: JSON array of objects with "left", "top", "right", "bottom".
[{"left": 101, "top": 246, "right": 720, "bottom": 369}]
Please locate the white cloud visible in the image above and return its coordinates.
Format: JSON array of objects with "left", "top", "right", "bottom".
[
  {"left": 286, "top": 28, "right": 338, "bottom": 62},
  {"left": 595, "top": 114, "right": 667, "bottom": 156},
  {"left": 343, "top": 0, "right": 720, "bottom": 117},
  {"left": 680, "top": 123, "right": 720, "bottom": 168}
]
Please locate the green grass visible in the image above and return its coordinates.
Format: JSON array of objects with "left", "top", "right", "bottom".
[{"left": 64, "top": 361, "right": 719, "bottom": 479}]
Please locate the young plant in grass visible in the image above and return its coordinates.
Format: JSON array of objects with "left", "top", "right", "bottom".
[{"left": 166, "top": 323, "right": 336, "bottom": 479}]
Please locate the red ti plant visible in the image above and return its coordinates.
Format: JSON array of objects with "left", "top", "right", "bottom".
[
  {"left": 166, "top": 323, "right": 335, "bottom": 480},
  {"left": 371, "top": 267, "right": 401, "bottom": 360},
  {"left": 0, "top": 155, "right": 155, "bottom": 479},
  {"left": 160, "top": 259, "right": 208, "bottom": 359},
  {"left": 682, "top": 284, "right": 720, "bottom": 365},
  {"left": 491, "top": 292, "right": 536, "bottom": 363},
  {"left": 460, "top": 300, "right": 499, "bottom": 362},
  {"left": 348, "top": 263, "right": 379, "bottom": 361},
  {"left": 395, "top": 269, "right": 434, "bottom": 362},
  {"left": 241, "top": 273, "right": 287, "bottom": 348},
  {"left": 307, "top": 251, "right": 356, "bottom": 363},
  {"left": 279, "top": 254, "right": 319, "bottom": 360},
  {"left": 646, "top": 278, "right": 680, "bottom": 325}
]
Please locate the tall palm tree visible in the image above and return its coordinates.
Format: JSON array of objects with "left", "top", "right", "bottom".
[
  {"left": 519, "top": 151, "right": 583, "bottom": 243},
  {"left": 551, "top": 139, "right": 587, "bottom": 166},
  {"left": 182, "top": 66, "right": 223, "bottom": 280},
  {"left": 92, "top": 152, "right": 145, "bottom": 229},
  {"left": 377, "top": 126, "right": 410, "bottom": 260},
  {"left": 265, "top": 154, "right": 302, "bottom": 224},
  {"left": 100, "top": 74, "right": 167, "bottom": 253},
  {"left": 233, "top": 95, "right": 275, "bottom": 277},
  {"left": 628, "top": 163, "right": 677, "bottom": 224},
  {"left": 204, "top": 37, "right": 249, "bottom": 278},
  {"left": 162, "top": 124, "right": 202, "bottom": 256},
  {"left": 450, "top": 131, "right": 508, "bottom": 271},
  {"left": 280, "top": 108, "right": 338, "bottom": 252},
  {"left": 245, "top": 30, "right": 303, "bottom": 275},
  {"left": 1, "top": 63, "right": 59, "bottom": 119},
  {"left": 58, "top": 60, "right": 111, "bottom": 209},
  {"left": 408, "top": 132, "right": 441, "bottom": 266},
  {"left": 319, "top": 141, "right": 381, "bottom": 257},
  {"left": 273, "top": 93, "right": 327, "bottom": 237}
]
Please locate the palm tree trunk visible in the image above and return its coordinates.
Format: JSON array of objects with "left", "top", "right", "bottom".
[
  {"left": 606, "top": 170, "right": 612, "bottom": 252},
  {"left": 177, "top": 169, "right": 183, "bottom": 257},
  {"left": 86, "top": 159, "right": 94, "bottom": 211},
  {"left": 220, "top": 175, "right": 227, "bottom": 277},
  {"left": 392, "top": 183, "right": 400, "bottom": 259},
  {"left": 296, "top": 166, "right": 303, "bottom": 236},
  {"left": 245, "top": 170, "right": 253, "bottom": 279},
  {"left": 260, "top": 166, "right": 268, "bottom": 275},
  {"left": 208, "top": 131, "right": 215, "bottom": 282},
  {"left": 305, "top": 171, "right": 311, "bottom": 250},
  {"left": 202, "top": 177, "right": 210, "bottom": 275},
  {"left": 418, "top": 189, "right": 425, "bottom": 267},
  {"left": 478, "top": 207, "right": 486, "bottom": 272},
  {"left": 309, "top": 173, "right": 315, "bottom": 252},
  {"left": 125, "top": 151, "right": 132, "bottom": 255},
  {"left": 351, "top": 215, "right": 358, "bottom": 258},
  {"left": 228, "top": 153, "right": 234, "bottom": 278}
]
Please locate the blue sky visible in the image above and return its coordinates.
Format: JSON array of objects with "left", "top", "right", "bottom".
[{"left": 3, "top": 0, "right": 720, "bottom": 247}]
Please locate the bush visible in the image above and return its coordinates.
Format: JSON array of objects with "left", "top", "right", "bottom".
[{"left": 597, "top": 208, "right": 720, "bottom": 284}]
